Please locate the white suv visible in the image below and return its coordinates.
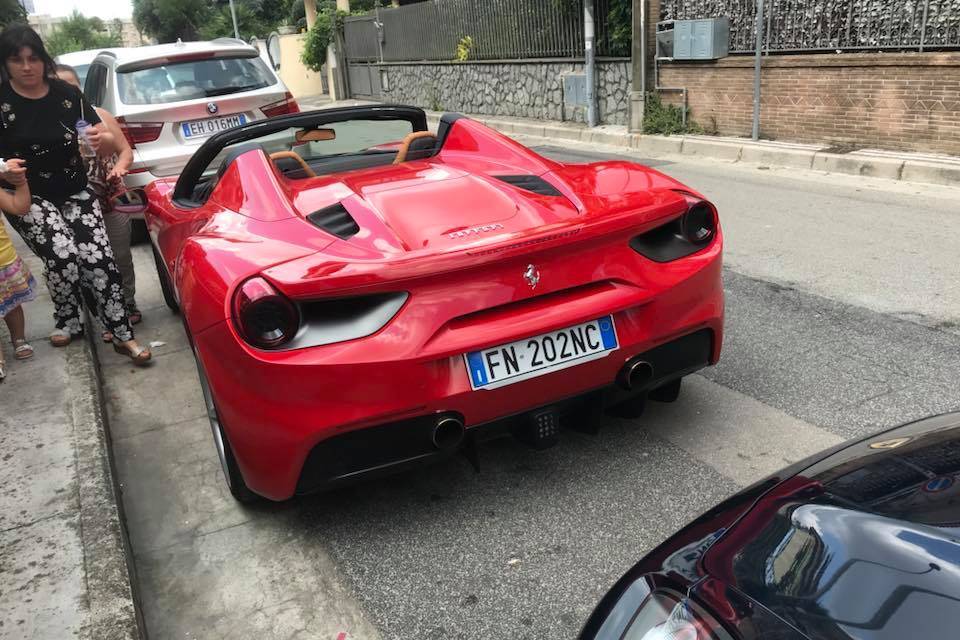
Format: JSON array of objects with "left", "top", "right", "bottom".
[{"left": 84, "top": 38, "right": 299, "bottom": 194}]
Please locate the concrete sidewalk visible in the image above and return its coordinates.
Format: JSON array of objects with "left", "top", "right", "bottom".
[
  {"left": 299, "top": 95, "right": 960, "bottom": 187},
  {"left": 0, "top": 234, "right": 141, "bottom": 639}
]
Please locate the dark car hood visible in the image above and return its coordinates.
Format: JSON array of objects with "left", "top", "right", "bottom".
[{"left": 703, "top": 413, "right": 960, "bottom": 639}]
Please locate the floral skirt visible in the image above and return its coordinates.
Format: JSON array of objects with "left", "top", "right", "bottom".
[{"left": 0, "top": 256, "right": 36, "bottom": 318}]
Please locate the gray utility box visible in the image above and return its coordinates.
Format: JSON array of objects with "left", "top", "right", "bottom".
[
  {"left": 657, "top": 18, "right": 729, "bottom": 60},
  {"left": 563, "top": 73, "right": 588, "bottom": 107}
]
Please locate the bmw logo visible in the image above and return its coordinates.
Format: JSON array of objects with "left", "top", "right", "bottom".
[{"left": 206, "top": 102, "right": 218, "bottom": 115}]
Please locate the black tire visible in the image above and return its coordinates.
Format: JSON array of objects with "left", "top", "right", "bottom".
[
  {"left": 130, "top": 218, "right": 149, "bottom": 245},
  {"left": 193, "top": 348, "right": 260, "bottom": 504},
  {"left": 151, "top": 242, "right": 180, "bottom": 313}
]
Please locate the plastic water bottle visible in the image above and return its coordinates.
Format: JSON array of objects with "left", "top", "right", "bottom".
[{"left": 75, "top": 119, "right": 96, "bottom": 158}]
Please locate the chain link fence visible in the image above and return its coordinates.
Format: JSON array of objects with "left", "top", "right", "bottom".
[{"left": 661, "top": 0, "right": 960, "bottom": 53}]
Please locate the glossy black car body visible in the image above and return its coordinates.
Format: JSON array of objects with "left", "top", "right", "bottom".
[{"left": 580, "top": 412, "right": 960, "bottom": 640}]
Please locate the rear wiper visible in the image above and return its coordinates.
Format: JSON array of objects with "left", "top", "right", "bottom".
[{"left": 205, "top": 85, "right": 263, "bottom": 98}]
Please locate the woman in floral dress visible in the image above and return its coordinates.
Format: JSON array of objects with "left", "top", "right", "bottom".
[{"left": 0, "top": 24, "right": 149, "bottom": 364}]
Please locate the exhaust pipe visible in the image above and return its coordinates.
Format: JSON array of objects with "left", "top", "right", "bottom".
[
  {"left": 618, "top": 358, "right": 654, "bottom": 391},
  {"left": 432, "top": 415, "right": 465, "bottom": 451}
]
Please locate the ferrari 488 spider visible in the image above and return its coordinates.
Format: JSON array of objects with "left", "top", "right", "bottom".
[{"left": 145, "top": 105, "right": 724, "bottom": 502}]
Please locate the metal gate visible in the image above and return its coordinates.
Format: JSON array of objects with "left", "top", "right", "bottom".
[
  {"left": 346, "top": 62, "right": 382, "bottom": 98},
  {"left": 343, "top": 15, "right": 382, "bottom": 99}
]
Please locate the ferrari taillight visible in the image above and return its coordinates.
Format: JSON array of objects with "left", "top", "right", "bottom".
[
  {"left": 116, "top": 117, "right": 163, "bottom": 148},
  {"left": 629, "top": 194, "right": 719, "bottom": 263},
  {"left": 261, "top": 92, "right": 300, "bottom": 119},
  {"left": 233, "top": 277, "right": 300, "bottom": 349}
]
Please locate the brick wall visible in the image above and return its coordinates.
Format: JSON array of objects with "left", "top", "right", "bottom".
[{"left": 658, "top": 52, "right": 960, "bottom": 155}]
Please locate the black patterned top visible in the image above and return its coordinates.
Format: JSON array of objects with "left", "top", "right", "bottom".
[{"left": 0, "top": 79, "right": 102, "bottom": 201}]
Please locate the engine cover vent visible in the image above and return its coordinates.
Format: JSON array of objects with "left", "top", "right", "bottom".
[
  {"left": 495, "top": 174, "right": 562, "bottom": 197},
  {"left": 306, "top": 202, "right": 360, "bottom": 239}
]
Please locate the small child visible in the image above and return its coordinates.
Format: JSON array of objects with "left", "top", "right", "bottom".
[{"left": 0, "top": 158, "right": 36, "bottom": 382}]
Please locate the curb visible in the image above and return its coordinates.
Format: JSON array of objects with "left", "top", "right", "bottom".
[
  {"left": 71, "top": 318, "right": 145, "bottom": 640},
  {"left": 424, "top": 111, "right": 959, "bottom": 188}
]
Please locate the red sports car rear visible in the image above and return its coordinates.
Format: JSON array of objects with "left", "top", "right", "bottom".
[{"left": 146, "top": 106, "right": 723, "bottom": 501}]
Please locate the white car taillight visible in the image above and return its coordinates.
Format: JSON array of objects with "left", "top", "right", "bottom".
[
  {"left": 116, "top": 117, "right": 164, "bottom": 148},
  {"left": 261, "top": 92, "right": 300, "bottom": 119}
]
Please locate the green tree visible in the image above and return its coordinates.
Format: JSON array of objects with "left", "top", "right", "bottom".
[
  {"left": 605, "top": 0, "right": 631, "bottom": 57},
  {"left": 45, "top": 10, "right": 122, "bottom": 57},
  {"left": 133, "top": 0, "right": 214, "bottom": 43},
  {"left": 0, "top": 0, "right": 26, "bottom": 30},
  {"left": 259, "top": 0, "right": 294, "bottom": 27},
  {"left": 134, "top": 0, "right": 298, "bottom": 43},
  {"left": 201, "top": 0, "right": 281, "bottom": 40}
]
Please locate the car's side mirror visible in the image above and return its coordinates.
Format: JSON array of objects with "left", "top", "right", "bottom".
[{"left": 296, "top": 128, "right": 336, "bottom": 143}]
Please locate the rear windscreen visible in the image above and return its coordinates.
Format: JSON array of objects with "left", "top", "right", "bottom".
[{"left": 118, "top": 56, "right": 277, "bottom": 105}]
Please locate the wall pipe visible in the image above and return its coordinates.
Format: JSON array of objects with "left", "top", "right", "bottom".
[
  {"left": 654, "top": 47, "right": 687, "bottom": 128},
  {"left": 752, "top": 0, "right": 764, "bottom": 140}
]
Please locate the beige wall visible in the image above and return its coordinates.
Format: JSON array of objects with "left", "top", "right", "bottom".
[{"left": 277, "top": 34, "right": 326, "bottom": 99}]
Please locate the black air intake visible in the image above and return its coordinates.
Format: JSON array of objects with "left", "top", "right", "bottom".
[
  {"left": 306, "top": 203, "right": 360, "bottom": 239},
  {"left": 495, "top": 174, "right": 562, "bottom": 197}
]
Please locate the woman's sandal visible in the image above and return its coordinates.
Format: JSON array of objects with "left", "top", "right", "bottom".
[
  {"left": 12, "top": 339, "right": 33, "bottom": 360},
  {"left": 102, "top": 330, "right": 114, "bottom": 343},
  {"left": 50, "top": 329, "right": 72, "bottom": 347},
  {"left": 127, "top": 308, "right": 143, "bottom": 325},
  {"left": 112, "top": 339, "right": 151, "bottom": 366}
]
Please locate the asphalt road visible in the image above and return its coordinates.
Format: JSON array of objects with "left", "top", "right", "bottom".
[{"left": 97, "top": 147, "right": 960, "bottom": 640}]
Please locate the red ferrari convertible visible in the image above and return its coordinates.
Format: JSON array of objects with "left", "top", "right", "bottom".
[{"left": 145, "top": 105, "right": 724, "bottom": 502}]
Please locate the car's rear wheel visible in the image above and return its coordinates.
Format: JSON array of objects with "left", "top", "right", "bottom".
[
  {"left": 193, "top": 348, "right": 259, "bottom": 503},
  {"left": 150, "top": 242, "right": 179, "bottom": 313}
]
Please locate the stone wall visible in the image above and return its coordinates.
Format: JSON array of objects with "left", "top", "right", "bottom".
[
  {"left": 364, "top": 60, "right": 632, "bottom": 125},
  {"left": 659, "top": 52, "right": 960, "bottom": 155}
]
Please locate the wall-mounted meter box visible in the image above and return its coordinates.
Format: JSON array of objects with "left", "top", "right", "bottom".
[{"left": 657, "top": 18, "right": 730, "bottom": 60}]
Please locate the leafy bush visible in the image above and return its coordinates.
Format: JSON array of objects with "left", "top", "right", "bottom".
[
  {"left": 301, "top": 9, "right": 337, "bottom": 72},
  {"left": 455, "top": 35, "right": 473, "bottom": 62},
  {"left": 642, "top": 93, "right": 703, "bottom": 136}
]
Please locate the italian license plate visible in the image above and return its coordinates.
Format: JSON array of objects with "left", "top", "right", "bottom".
[
  {"left": 464, "top": 316, "right": 618, "bottom": 390},
  {"left": 181, "top": 114, "right": 247, "bottom": 139}
]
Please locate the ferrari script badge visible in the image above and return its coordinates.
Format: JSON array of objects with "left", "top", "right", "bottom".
[
  {"left": 447, "top": 223, "right": 504, "bottom": 240},
  {"left": 207, "top": 102, "right": 219, "bottom": 114},
  {"left": 524, "top": 264, "right": 540, "bottom": 289}
]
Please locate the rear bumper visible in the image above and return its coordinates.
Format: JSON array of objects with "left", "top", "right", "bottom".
[
  {"left": 193, "top": 248, "right": 724, "bottom": 500},
  {"left": 295, "top": 328, "right": 714, "bottom": 494}
]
